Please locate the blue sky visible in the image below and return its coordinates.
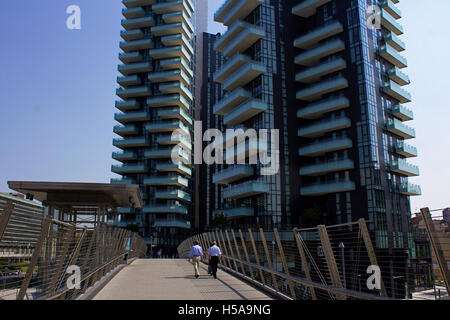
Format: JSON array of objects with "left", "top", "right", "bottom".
[{"left": 0, "top": 1, "right": 448, "bottom": 214}]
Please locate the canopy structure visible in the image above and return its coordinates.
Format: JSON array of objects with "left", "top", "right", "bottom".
[{"left": 7, "top": 181, "right": 142, "bottom": 228}]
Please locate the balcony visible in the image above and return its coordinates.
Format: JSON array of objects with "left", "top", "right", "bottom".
[
  {"left": 149, "top": 45, "right": 191, "bottom": 63},
  {"left": 384, "top": 32, "right": 405, "bottom": 52},
  {"left": 300, "top": 159, "right": 354, "bottom": 176},
  {"left": 159, "top": 81, "right": 193, "bottom": 101},
  {"left": 152, "top": 0, "right": 193, "bottom": 17},
  {"left": 214, "top": 54, "right": 255, "bottom": 83},
  {"left": 144, "top": 148, "right": 173, "bottom": 159},
  {"left": 395, "top": 142, "right": 417, "bottom": 158},
  {"left": 113, "top": 136, "right": 149, "bottom": 149},
  {"left": 297, "top": 95, "right": 349, "bottom": 119},
  {"left": 151, "top": 22, "right": 191, "bottom": 40},
  {"left": 300, "top": 180, "right": 355, "bottom": 196},
  {"left": 214, "top": 0, "right": 239, "bottom": 22},
  {"left": 143, "top": 175, "right": 188, "bottom": 187},
  {"left": 145, "top": 120, "right": 188, "bottom": 133},
  {"left": 387, "top": 67, "right": 410, "bottom": 86},
  {"left": 214, "top": 20, "right": 264, "bottom": 55},
  {"left": 111, "top": 163, "right": 147, "bottom": 174},
  {"left": 148, "top": 69, "right": 190, "bottom": 86},
  {"left": 222, "top": 0, "right": 263, "bottom": 26},
  {"left": 223, "top": 62, "right": 266, "bottom": 91},
  {"left": 160, "top": 57, "right": 193, "bottom": 77},
  {"left": 112, "top": 151, "right": 137, "bottom": 161},
  {"left": 113, "top": 124, "right": 139, "bottom": 136},
  {"left": 217, "top": 207, "right": 254, "bottom": 220},
  {"left": 381, "top": 80, "right": 411, "bottom": 103},
  {"left": 224, "top": 139, "right": 267, "bottom": 163},
  {"left": 122, "top": 0, "right": 155, "bottom": 9},
  {"left": 111, "top": 178, "right": 136, "bottom": 184},
  {"left": 162, "top": 11, "right": 193, "bottom": 32},
  {"left": 296, "top": 76, "right": 348, "bottom": 101},
  {"left": 143, "top": 205, "right": 188, "bottom": 215},
  {"left": 295, "top": 40, "right": 345, "bottom": 66},
  {"left": 155, "top": 189, "right": 191, "bottom": 202},
  {"left": 118, "top": 62, "right": 152, "bottom": 76},
  {"left": 378, "top": 44, "right": 407, "bottom": 69},
  {"left": 223, "top": 99, "right": 267, "bottom": 125},
  {"left": 119, "top": 52, "right": 143, "bottom": 64},
  {"left": 390, "top": 103, "right": 413, "bottom": 121},
  {"left": 294, "top": 21, "right": 343, "bottom": 49},
  {"left": 213, "top": 165, "right": 254, "bottom": 184},
  {"left": 223, "top": 181, "right": 269, "bottom": 199},
  {"left": 156, "top": 162, "right": 192, "bottom": 176},
  {"left": 161, "top": 33, "right": 193, "bottom": 55},
  {"left": 114, "top": 110, "right": 150, "bottom": 123},
  {"left": 154, "top": 219, "right": 191, "bottom": 229},
  {"left": 147, "top": 94, "right": 189, "bottom": 110},
  {"left": 117, "top": 75, "right": 141, "bottom": 87},
  {"left": 157, "top": 106, "right": 192, "bottom": 126},
  {"left": 213, "top": 88, "right": 252, "bottom": 115},
  {"left": 115, "top": 99, "right": 140, "bottom": 111},
  {"left": 121, "top": 16, "right": 155, "bottom": 30},
  {"left": 116, "top": 86, "right": 151, "bottom": 99},
  {"left": 299, "top": 137, "right": 353, "bottom": 157},
  {"left": 385, "top": 118, "right": 415, "bottom": 139},
  {"left": 295, "top": 58, "right": 347, "bottom": 83},
  {"left": 120, "top": 38, "right": 154, "bottom": 52},
  {"left": 399, "top": 183, "right": 421, "bottom": 196},
  {"left": 380, "top": 0, "right": 402, "bottom": 20},
  {"left": 381, "top": 9, "right": 403, "bottom": 35},
  {"left": 298, "top": 116, "right": 351, "bottom": 138},
  {"left": 120, "top": 29, "right": 144, "bottom": 41},
  {"left": 122, "top": 7, "right": 145, "bottom": 19},
  {"left": 157, "top": 133, "right": 191, "bottom": 150},
  {"left": 292, "top": 0, "right": 333, "bottom": 17},
  {"left": 390, "top": 159, "right": 419, "bottom": 177}
]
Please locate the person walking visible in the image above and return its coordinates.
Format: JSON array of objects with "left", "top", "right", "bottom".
[
  {"left": 207, "top": 241, "right": 221, "bottom": 279},
  {"left": 188, "top": 240, "right": 203, "bottom": 279}
]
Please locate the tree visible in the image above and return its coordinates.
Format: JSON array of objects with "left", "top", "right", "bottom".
[
  {"left": 302, "top": 204, "right": 322, "bottom": 227},
  {"left": 211, "top": 213, "right": 227, "bottom": 229}
]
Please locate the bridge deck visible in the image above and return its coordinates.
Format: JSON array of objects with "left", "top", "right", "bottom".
[{"left": 93, "top": 259, "right": 273, "bottom": 300}]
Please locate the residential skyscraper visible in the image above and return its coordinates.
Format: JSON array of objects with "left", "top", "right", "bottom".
[{"left": 111, "top": 0, "right": 197, "bottom": 256}]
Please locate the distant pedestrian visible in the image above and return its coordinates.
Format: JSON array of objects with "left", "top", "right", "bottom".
[
  {"left": 188, "top": 240, "right": 203, "bottom": 279},
  {"left": 157, "top": 249, "right": 162, "bottom": 259},
  {"left": 207, "top": 241, "right": 221, "bottom": 279}
]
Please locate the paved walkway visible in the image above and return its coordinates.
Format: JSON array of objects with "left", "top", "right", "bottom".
[{"left": 93, "top": 259, "right": 273, "bottom": 300}]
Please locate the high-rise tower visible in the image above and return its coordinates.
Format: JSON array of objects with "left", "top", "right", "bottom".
[{"left": 112, "top": 0, "right": 196, "bottom": 256}]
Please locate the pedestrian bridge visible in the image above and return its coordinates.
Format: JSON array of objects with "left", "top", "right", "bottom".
[{"left": 92, "top": 259, "right": 272, "bottom": 300}]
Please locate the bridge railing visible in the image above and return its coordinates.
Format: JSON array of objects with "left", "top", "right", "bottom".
[
  {"left": 0, "top": 201, "right": 147, "bottom": 300},
  {"left": 178, "top": 219, "right": 394, "bottom": 300}
]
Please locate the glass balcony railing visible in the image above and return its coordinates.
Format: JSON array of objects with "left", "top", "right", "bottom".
[
  {"left": 217, "top": 207, "right": 254, "bottom": 219},
  {"left": 122, "top": 0, "right": 156, "bottom": 9},
  {"left": 112, "top": 151, "right": 137, "bottom": 161},
  {"left": 300, "top": 180, "right": 355, "bottom": 196},
  {"left": 223, "top": 62, "right": 266, "bottom": 91},
  {"left": 113, "top": 124, "right": 138, "bottom": 136},
  {"left": 115, "top": 99, "right": 139, "bottom": 111},
  {"left": 298, "top": 137, "right": 353, "bottom": 157},
  {"left": 223, "top": 181, "right": 269, "bottom": 199},
  {"left": 296, "top": 58, "right": 347, "bottom": 83},
  {"left": 378, "top": 44, "right": 407, "bottom": 68},
  {"left": 381, "top": 8, "right": 403, "bottom": 35},
  {"left": 296, "top": 76, "right": 348, "bottom": 101},
  {"left": 145, "top": 120, "right": 188, "bottom": 133},
  {"left": 380, "top": 0, "right": 401, "bottom": 20},
  {"left": 384, "top": 32, "right": 405, "bottom": 52},
  {"left": 120, "top": 29, "right": 144, "bottom": 41},
  {"left": 143, "top": 174, "right": 188, "bottom": 187},
  {"left": 149, "top": 45, "right": 190, "bottom": 62},
  {"left": 116, "top": 86, "right": 151, "bottom": 99},
  {"left": 119, "top": 51, "right": 143, "bottom": 64},
  {"left": 112, "top": 136, "right": 149, "bottom": 148},
  {"left": 381, "top": 80, "right": 411, "bottom": 103},
  {"left": 111, "top": 177, "right": 136, "bottom": 184},
  {"left": 213, "top": 88, "right": 252, "bottom": 115},
  {"left": 151, "top": 22, "right": 191, "bottom": 39},
  {"left": 390, "top": 159, "right": 419, "bottom": 177},
  {"left": 297, "top": 95, "right": 349, "bottom": 119},
  {"left": 161, "top": 33, "right": 194, "bottom": 55},
  {"left": 155, "top": 189, "right": 191, "bottom": 202},
  {"left": 117, "top": 75, "right": 141, "bottom": 86},
  {"left": 160, "top": 57, "right": 193, "bottom": 77},
  {"left": 156, "top": 162, "right": 192, "bottom": 176},
  {"left": 152, "top": 0, "right": 194, "bottom": 17},
  {"left": 294, "top": 21, "right": 343, "bottom": 49},
  {"left": 212, "top": 165, "right": 254, "bottom": 184},
  {"left": 298, "top": 116, "right": 351, "bottom": 138},
  {"left": 147, "top": 94, "right": 190, "bottom": 110},
  {"left": 111, "top": 163, "right": 147, "bottom": 174},
  {"left": 295, "top": 39, "right": 345, "bottom": 66},
  {"left": 222, "top": 0, "right": 263, "bottom": 26},
  {"left": 154, "top": 219, "right": 191, "bottom": 229},
  {"left": 394, "top": 142, "right": 418, "bottom": 158},
  {"left": 157, "top": 106, "right": 193, "bottom": 125},
  {"left": 223, "top": 99, "right": 267, "bottom": 125},
  {"left": 122, "top": 7, "right": 145, "bottom": 19},
  {"left": 387, "top": 67, "right": 410, "bottom": 86},
  {"left": 114, "top": 110, "right": 150, "bottom": 123},
  {"left": 118, "top": 62, "right": 152, "bottom": 75},
  {"left": 385, "top": 118, "right": 415, "bottom": 139},
  {"left": 120, "top": 38, "right": 154, "bottom": 52},
  {"left": 299, "top": 159, "right": 354, "bottom": 176},
  {"left": 143, "top": 204, "right": 188, "bottom": 215},
  {"left": 292, "top": 0, "right": 333, "bottom": 18},
  {"left": 121, "top": 16, "right": 155, "bottom": 30},
  {"left": 398, "top": 183, "right": 421, "bottom": 196},
  {"left": 390, "top": 103, "right": 413, "bottom": 121}
]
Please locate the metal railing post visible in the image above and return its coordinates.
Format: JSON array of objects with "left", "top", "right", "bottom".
[
  {"left": 293, "top": 228, "right": 317, "bottom": 300},
  {"left": 231, "top": 230, "right": 246, "bottom": 276},
  {"left": 239, "top": 229, "right": 254, "bottom": 280},
  {"left": 224, "top": 230, "right": 239, "bottom": 271},
  {"left": 248, "top": 229, "right": 265, "bottom": 286},
  {"left": 259, "top": 228, "right": 279, "bottom": 292},
  {"left": 274, "top": 228, "right": 296, "bottom": 299}
]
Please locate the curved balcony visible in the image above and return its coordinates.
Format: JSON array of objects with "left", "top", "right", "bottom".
[
  {"left": 294, "top": 21, "right": 343, "bottom": 49},
  {"left": 298, "top": 116, "right": 351, "bottom": 138},
  {"left": 295, "top": 40, "right": 345, "bottom": 66},
  {"left": 213, "top": 165, "right": 254, "bottom": 185},
  {"left": 299, "top": 137, "right": 353, "bottom": 157},
  {"left": 297, "top": 95, "right": 349, "bottom": 119}
]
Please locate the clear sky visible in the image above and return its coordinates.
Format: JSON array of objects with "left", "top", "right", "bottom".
[{"left": 0, "top": 1, "right": 448, "bottom": 214}]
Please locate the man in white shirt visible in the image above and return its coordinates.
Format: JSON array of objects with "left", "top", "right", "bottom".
[{"left": 207, "top": 241, "right": 221, "bottom": 279}]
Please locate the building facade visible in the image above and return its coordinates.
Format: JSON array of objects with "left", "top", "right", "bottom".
[{"left": 112, "top": 0, "right": 199, "bottom": 256}]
